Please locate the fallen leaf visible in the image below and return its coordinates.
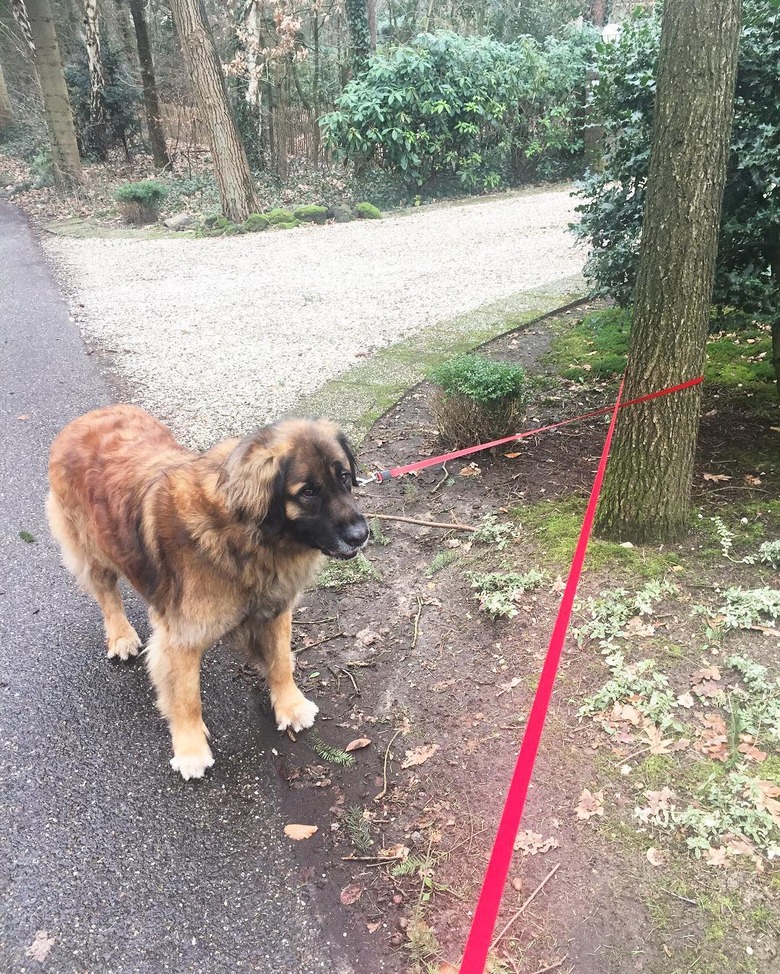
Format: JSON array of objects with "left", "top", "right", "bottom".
[
  {"left": 340, "top": 883, "right": 363, "bottom": 905},
  {"left": 749, "top": 781, "right": 780, "bottom": 825},
  {"left": 643, "top": 723, "right": 676, "bottom": 755},
  {"left": 378, "top": 843, "right": 410, "bottom": 861},
  {"left": 695, "top": 713, "right": 729, "bottom": 761},
  {"left": 401, "top": 743, "right": 439, "bottom": 769},
  {"left": 25, "top": 931, "right": 54, "bottom": 962},
  {"left": 703, "top": 473, "right": 731, "bottom": 482},
  {"left": 646, "top": 787, "right": 676, "bottom": 813},
  {"left": 459, "top": 463, "right": 481, "bottom": 477},
  {"left": 625, "top": 617, "right": 654, "bottom": 637},
  {"left": 676, "top": 692, "right": 695, "bottom": 709},
  {"left": 496, "top": 676, "right": 521, "bottom": 696},
  {"left": 17, "top": 414, "right": 30, "bottom": 421},
  {"left": 610, "top": 702, "right": 642, "bottom": 726},
  {"left": 704, "top": 846, "right": 728, "bottom": 867},
  {"left": 692, "top": 679, "right": 725, "bottom": 698},
  {"left": 366, "top": 921, "right": 381, "bottom": 933},
  {"left": 284, "top": 823, "right": 318, "bottom": 841},
  {"left": 345, "top": 738, "right": 371, "bottom": 752},
  {"left": 575, "top": 788, "right": 604, "bottom": 820},
  {"left": 514, "top": 830, "right": 561, "bottom": 855},
  {"left": 744, "top": 474, "right": 762, "bottom": 487},
  {"left": 646, "top": 847, "right": 666, "bottom": 867},
  {"left": 503, "top": 452, "right": 522, "bottom": 459},
  {"left": 551, "top": 575, "right": 566, "bottom": 594},
  {"left": 738, "top": 741, "right": 768, "bottom": 763},
  {"left": 692, "top": 665, "right": 722, "bottom": 682}
]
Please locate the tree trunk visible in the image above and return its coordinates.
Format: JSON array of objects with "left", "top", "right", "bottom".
[
  {"left": 0, "top": 57, "right": 12, "bottom": 128},
  {"left": 595, "top": 0, "right": 742, "bottom": 543},
  {"left": 168, "top": 0, "right": 256, "bottom": 222},
  {"left": 345, "top": 0, "right": 370, "bottom": 75},
  {"left": 128, "top": 0, "right": 170, "bottom": 168},
  {"left": 84, "top": 0, "right": 110, "bottom": 158},
  {"left": 772, "top": 248, "right": 780, "bottom": 396},
  {"left": 589, "top": 0, "right": 607, "bottom": 27},
  {"left": 367, "top": 0, "right": 377, "bottom": 50},
  {"left": 15, "top": 0, "right": 83, "bottom": 187}
]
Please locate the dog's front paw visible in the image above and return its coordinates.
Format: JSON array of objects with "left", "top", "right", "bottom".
[
  {"left": 273, "top": 691, "right": 319, "bottom": 733},
  {"left": 107, "top": 629, "right": 142, "bottom": 661},
  {"left": 170, "top": 742, "right": 214, "bottom": 781}
]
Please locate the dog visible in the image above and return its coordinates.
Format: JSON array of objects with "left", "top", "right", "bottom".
[{"left": 47, "top": 405, "right": 369, "bottom": 779}]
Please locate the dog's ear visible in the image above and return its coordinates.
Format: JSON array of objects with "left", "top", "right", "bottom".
[
  {"left": 337, "top": 433, "right": 359, "bottom": 487},
  {"left": 219, "top": 430, "right": 288, "bottom": 533}
]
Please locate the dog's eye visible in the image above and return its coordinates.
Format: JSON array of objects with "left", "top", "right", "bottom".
[
  {"left": 340, "top": 470, "right": 352, "bottom": 487},
  {"left": 300, "top": 485, "right": 318, "bottom": 499}
]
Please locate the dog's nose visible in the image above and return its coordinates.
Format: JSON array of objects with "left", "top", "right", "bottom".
[{"left": 344, "top": 518, "right": 369, "bottom": 549}]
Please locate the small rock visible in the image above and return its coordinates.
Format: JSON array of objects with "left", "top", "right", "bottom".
[
  {"left": 164, "top": 212, "right": 197, "bottom": 231},
  {"left": 330, "top": 204, "right": 355, "bottom": 223}
]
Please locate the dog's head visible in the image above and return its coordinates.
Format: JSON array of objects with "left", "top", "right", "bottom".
[{"left": 219, "top": 419, "right": 369, "bottom": 560}]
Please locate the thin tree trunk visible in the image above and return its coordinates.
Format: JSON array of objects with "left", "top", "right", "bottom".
[
  {"left": 345, "top": 0, "right": 370, "bottom": 74},
  {"left": 367, "top": 0, "right": 376, "bottom": 50},
  {"left": 589, "top": 0, "right": 607, "bottom": 27},
  {"left": 128, "top": 0, "right": 170, "bottom": 168},
  {"left": 0, "top": 57, "right": 12, "bottom": 127},
  {"left": 13, "top": 0, "right": 83, "bottom": 187},
  {"left": 168, "top": 0, "right": 256, "bottom": 222},
  {"left": 772, "top": 249, "right": 780, "bottom": 396},
  {"left": 84, "top": 0, "right": 110, "bottom": 158},
  {"left": 595, "top": 0, "right": 742, "bottom": 543}
]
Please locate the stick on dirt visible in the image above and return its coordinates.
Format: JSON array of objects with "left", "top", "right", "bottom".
[{"left": 364, "top": 512, "right": 476, "bottom": 531}]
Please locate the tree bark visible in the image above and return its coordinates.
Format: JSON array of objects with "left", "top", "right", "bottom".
[
  {"left": 588, "top": 0, "right": 607, "bottom": 27},
  {"left": 128, "top": 0, "right": 170, "bottom": 168},
  {"left": 168, "top": 0, "right": 256, "bottom": 221},
  {"left": 595, "top": 0, "right": 742, "bottom": 543},
  {"left": 0, "top": 56, "right": 12, "bottom": 127},
  {"left": 14, "top": 0, "right": 83, "bottom": 187},
  {"left": 84, "top": 0, "right": 110, "bottom": 158},
  {"left": 345, "top": 0, "right": 370, "bottom": 74}
]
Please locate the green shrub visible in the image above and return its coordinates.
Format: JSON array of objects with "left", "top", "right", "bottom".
[
  {"left": 574, "top": 0, "right": 780, "bottom": 320},
  {"left": 292, "top": 204, "right": 329, "bottom": 224},
  {"left": 320, "top": 29, "right": 597, "bottom": 193},
  {"left": 355, "top": 201, "right": 382, "bottom": 219},
  {"left": 428, "top": 354, "right": 527, "bottom": 447},
  {"left": 244, "top": 213, "right": 270, "bottom": 232},
  {"left": 115, "top": 179, "right": 167, "bottom": 225}
]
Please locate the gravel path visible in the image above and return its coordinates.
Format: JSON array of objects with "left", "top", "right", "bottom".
[{"left": 45, "top": 186, "right": 585, "bottom": 447}]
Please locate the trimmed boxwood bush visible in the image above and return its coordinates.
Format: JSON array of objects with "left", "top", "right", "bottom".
[
  {"left": 115, "top": 179, "right": 167, "bottom": 224},
  {"left": 428, "top": 354, "right": 527, "bottom": 448}
]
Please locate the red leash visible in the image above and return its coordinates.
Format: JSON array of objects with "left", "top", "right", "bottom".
[
  {"left": 364, "top": 376, "right": 702, "bottom": 484},
  {"left": 458, "top": 376, "right": 626, "bottom": 973}
]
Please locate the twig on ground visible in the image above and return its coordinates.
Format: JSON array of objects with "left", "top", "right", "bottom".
[
  {"left": 660, "top": 887, "right": 697, "bottom": 906},
  {"left": 491, "top": 863, "right": 561, "bottom": 950},
  {"left": 293, "top": 631, "right": 346, "bottom": 653},
  {"left": 431, "top": 464, "right": 451, "bottom": 494},
  {"left": 530, "top": 959, "right": 568, "bottom": 974},
  {"left": 412, "top": 595, "right": 423, "bottom": 650},
  {"left": 365, "top": 512, "right": 476, "bottom": 532},
  {"left": 374, "top": 728, "right": 403, "bottom": 802}
]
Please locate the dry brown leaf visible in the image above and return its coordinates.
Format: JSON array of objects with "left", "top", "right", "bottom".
[
  {"left": 750, "top": 781, "right": 780, "bottom": 825},
  {"left": 401, "top": 743, "right": 439, "bottom": 769},
  {"left": 703, "top": 473, "right": 731, "bottom": 482},
  {"left": 643, "top": 723, "right": 676, "bottom": 755},
  {"left": 695, "top": 713, "right": 730, "bottom": 761},
  {"left": 744, "top": 474, "right": 762, "bottom": 486},
  {"left": 378, "top": 844, "right": 410, "bottom": 861},
  {"left": 25, "top": 931, "right": 54, "bottom": 963},
  {"left": 646, "top": 787, "right": 676, "bottom": 813},
  {"left": 646, "top": 847, "right": 666, "bottom": 867},
  {"left": 284, "top": 823, "right": 318, "bottom": 841},
  {"left": 366, "top": 921, "right": 381, "bottom": 934},
  {"left": 625, "top": 617, "right": 655, "bottom": 637},
  {"left": 340, "top": 883, "right": 363, "bottom": 905},
  {"left": 692, "top": 665, "right": 722, "bottom": 682},
  {"left": 513, "top": 830, "right": 560, "bottom": 855},
  {"left": 692, "top": 679, "right": 725, "bottom": 698},
  {"left": 738, "top": 741, "right": 768, "bottom": 763},
  {"left": 575, "top": 788, "right": 604, "bottom": 820},
  {"left": 345, "top": 738, "right": 371, "bottom": 753},
  {"left": 503, "top": 452, "right": 522, "bottom": 459},
  {"left": 459, "top": 463, "right": 481, "bottom": 477},
  {"left": 610, "top": 702, "right": 642, "bottom": 726},
  {"left": 676, "top": 692, "right": 695, "bottom": 709},
  {"left": 704, "top": 846, "right": 728, "bottom": 867}
]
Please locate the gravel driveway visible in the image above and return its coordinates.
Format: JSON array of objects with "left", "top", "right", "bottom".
[{"left": 45, "top": 186, "right": 585, "bottom": 447}]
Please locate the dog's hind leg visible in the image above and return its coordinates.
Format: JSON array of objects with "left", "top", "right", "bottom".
[
  {"left": 46, "top": 491, "right": 141, "bottom": 660},
  {"left": 244, "top": 609, "right": 319, "bottom": 733},
  {"left": 145, "top": 626, "right": 213, "bottom": 780}
]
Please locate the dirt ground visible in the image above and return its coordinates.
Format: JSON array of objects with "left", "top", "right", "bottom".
[{"left": 266, "top": 308, "right": 780, "bottom": 974}]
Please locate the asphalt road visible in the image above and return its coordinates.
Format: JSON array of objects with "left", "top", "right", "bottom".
[{"left": 0, "top": 203, "right": 366, "bottom": 974}]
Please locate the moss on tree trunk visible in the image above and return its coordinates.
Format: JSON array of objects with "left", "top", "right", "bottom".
[{"left": 595, "top": 0, "right": 742, "bottom": 543}]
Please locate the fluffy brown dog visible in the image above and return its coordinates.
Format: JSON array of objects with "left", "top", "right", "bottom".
[{"left": 47, "top": 405, "right": 369, "bottom": 779}]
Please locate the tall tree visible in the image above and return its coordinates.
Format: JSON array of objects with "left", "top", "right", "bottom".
[
  {"left": 12, "top": 0, "right": 82, "bottom": 186},
  {"left": 0, "top": 55, "right": 12, "bottom": 127},
  {"left": 83, "top": 0, "right": 110, "bottom": 157},
  {"left": 595, "top": 0, "right": 742, "bottom": 542},
  {"left": 168, "top": 0, "right": 256, "bottom": 221},
  {"left": 128, "top": 0, "right": 170, "bottom": 168}
]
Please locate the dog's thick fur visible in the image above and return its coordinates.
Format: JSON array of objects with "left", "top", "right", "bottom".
[{"left": 47, "top": 405, "right": 368, "bottom": 779}]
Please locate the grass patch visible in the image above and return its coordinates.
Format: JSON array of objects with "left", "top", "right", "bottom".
[
  {"left": 542, "top": 307, "right": 630, "bottom": 382},
  {"left": 315, "top": 553, "right": 380, "bottom": 588},
  {"left": 426, "top": 550, "right": 459, "bottom": 576}
]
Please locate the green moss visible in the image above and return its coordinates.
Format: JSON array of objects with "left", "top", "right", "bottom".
[
  {"left": 511, "top": 496, "right": 682, "bottom": 576},
  {"left": 637, "top": 754, "right": 677, "bottom": 787},
  {"left": 542, "top": 307, "right": 630, "bottom": 382},
  {"left": 355, "top": 201, "right": 382, "bottom": 219},
  {"left": 292, "top": 204, "right": 329, "bottom": 224},
  {"left": 271, "top": 219, "right": 301, "bottom": 230},
  {"left": 244, "top": 213, "right": 269, "bottom": 232},
  {"left": 263, "top": 207, "right": 296, "bottom": 225}
]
